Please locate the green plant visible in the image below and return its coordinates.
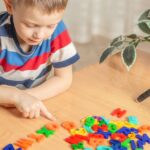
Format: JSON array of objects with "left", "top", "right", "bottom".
[{"left": 99, "top": 9, "right": 150, "bottom": 71}]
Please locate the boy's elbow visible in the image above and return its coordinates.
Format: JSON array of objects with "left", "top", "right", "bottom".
[
  {"left": 63, "top": 76, "right": 72, "bottom": 91},
  {"left": 66, "top": 77, "right": 72, "bottom": 89}
]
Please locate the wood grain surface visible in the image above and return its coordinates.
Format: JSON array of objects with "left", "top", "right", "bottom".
[{"left": 0, "top": 50, "right": 150, "bottom": 150}]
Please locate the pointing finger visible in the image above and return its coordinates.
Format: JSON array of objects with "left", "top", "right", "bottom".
[{"left": 40, "top": 104, "right": 56, "bottom": 121}]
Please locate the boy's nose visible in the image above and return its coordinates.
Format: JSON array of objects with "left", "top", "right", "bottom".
[
  {"left": 33, "top": 30, "right": 44, "bottom": 40},
  {"left": 33, "top": 32, "right": 42, "bottom": 40}
]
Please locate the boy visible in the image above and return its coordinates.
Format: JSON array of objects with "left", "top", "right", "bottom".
[{"left": 0, "top": 0, "right": 80, "bottom": 120}]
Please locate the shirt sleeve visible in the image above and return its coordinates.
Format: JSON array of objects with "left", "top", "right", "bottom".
[{"left": 50, "top": 21, "right": 80, "bottom": 68}]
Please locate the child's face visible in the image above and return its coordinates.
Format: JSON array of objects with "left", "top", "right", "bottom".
[{"left": 12, "top": 4, "right": 64, "bottom": 46}]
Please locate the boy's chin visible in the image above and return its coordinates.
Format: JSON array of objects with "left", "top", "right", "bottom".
[{"left": 27, "top": 40, "right": 41, "bottom": 45}]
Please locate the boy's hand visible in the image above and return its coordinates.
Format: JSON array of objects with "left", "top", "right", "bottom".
[
  {"left": 15, "top": 92, "right": 55, "bottom": 120},
  {"left": 0, "top": 104, "right": 15, "bottom": 108}
]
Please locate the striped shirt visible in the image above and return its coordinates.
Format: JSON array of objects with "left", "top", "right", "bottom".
[{"left": 0, "top": 12, "right": 80, "bottom": 89}]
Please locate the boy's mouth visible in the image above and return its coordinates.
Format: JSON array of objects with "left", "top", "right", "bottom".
[{"left": 28, "top": 38, "right": 41, "bottom": 44}]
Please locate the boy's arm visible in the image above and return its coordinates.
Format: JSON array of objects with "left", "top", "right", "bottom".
[
  {"left": 25, "top": 65, "right": 72, "bottom": 100},
  {"left": 0, "top": 85, "right": 55, "bottom": 120},
  {"left": 0, "top": 85, "right": 19, "bottom": 105}
]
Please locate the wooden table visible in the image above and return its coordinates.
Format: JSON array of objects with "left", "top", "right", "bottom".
[{"left": 0, "top": 50, "right": 150, "bottom": 150}]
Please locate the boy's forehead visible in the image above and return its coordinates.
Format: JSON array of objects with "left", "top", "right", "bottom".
[
  {"left": 15, "top": 4, "right": 64, "bottom": 24},
  {"left": 12, "top": 0, "right": 67, "bottom": 13}
]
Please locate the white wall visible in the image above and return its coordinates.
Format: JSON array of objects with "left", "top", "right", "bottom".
[
  {"left": 0, "top": 1, "right": 5, "bottom": 11},
  {"left": 0, "top": 1, "right": 149, "bottom": 53}
]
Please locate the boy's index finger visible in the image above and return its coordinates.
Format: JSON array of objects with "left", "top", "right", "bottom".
[
  {"left": 40, "top": 104, "right": 56, "bottom": 121},
  {"left": 44, "top": 111, "right": 56, "bottom": 121}
]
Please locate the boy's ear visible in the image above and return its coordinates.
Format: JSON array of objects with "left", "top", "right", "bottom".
[{"left": 3, "top": 0, "right": 14, "bottom": 14}]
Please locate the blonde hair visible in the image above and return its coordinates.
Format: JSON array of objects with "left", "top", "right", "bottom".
[{"left": 12, "top": 0, "right": 68, "bottom": 13}]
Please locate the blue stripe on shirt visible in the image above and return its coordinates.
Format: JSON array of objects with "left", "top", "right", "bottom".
[
  {"left": 0, "top": 65, "right": 52, "bottom": 88},
  {"left": 51, "top": 21, "right": 66, "bottom": 41},
  {"left": 52, "top": 54, "right": 80, "bottom": 68},
  {"left": 0, "top": 21, "right": 66, "bottom": 66},
  {"left": 0, "top": 12, "right": 9, "bottom": 25},
  {"left": 0, "top": 24, "right": 14, "bottom": 37},
  {"left": 0, "top": 41, "right": 51, "bottom": 66}
]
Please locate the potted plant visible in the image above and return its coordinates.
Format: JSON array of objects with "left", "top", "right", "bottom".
[
  {"left": 99, "top": 9, "right": 150, "bottom": 71},
  {"left": 99, "top": 9, "right": 150, "bottom": 102}
]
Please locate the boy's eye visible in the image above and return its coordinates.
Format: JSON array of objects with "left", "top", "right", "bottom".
[
  {"left": 25, "top": 24, "right": 35, "bottom": 28},
  {"left": 48, "top": 24, "right": 57, "bottom": 29},
  {"left": 24, "top": 23, "right": 57, "bottom": 29}
]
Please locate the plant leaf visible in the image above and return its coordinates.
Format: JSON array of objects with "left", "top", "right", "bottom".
[
  {"left": 112, "top": 41, "right": 124, "bottom": 47},
  {"left": 138, "top": 9, "right": 150, "bottom": 34},
  {"left": 127, "top": 34, "right": 138, "bottom": 39},
  {"left": 99, "top": 47, "right": 115, "bottom": 63},
  {"left": 133, "top": 40, "right": 140, "bottom": 48},
  {"left": 110, "top": 36, "right": 124, "bottom": 46},
  {"left": 145, "top": 21, "right": 150, "bottom": 29},
  {"left": 138, "top": 9, "right": 150, "bottom": 22},
  {"left": 138, "top": 22, "right": 150, "bottom": 34},
  {"left": 121, "top": 45, "right": 136, "bottom": 71},
  {"left": 144, "top": 35, "right": 150, "bottom": 41}
]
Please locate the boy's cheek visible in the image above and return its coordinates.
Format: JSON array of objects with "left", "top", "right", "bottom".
[
  {"left": 15, "top": 25, "right": 31, "bottom": 37},
  {"left": 21, "top": 29, "right": 33, "bottom": 38},
  {"left": 46, "top": 29, "right": 56, "bottom": 38}
]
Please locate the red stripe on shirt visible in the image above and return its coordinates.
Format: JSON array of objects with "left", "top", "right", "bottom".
[
  {"left": 50, "top": 30, "right": 71, "bottom": 55},
  {"left": 0, "top": 52, "right": 50, "bottom": 72},
  {"left": 0, "top": 30, "right": 71, "bottom": 72}
]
